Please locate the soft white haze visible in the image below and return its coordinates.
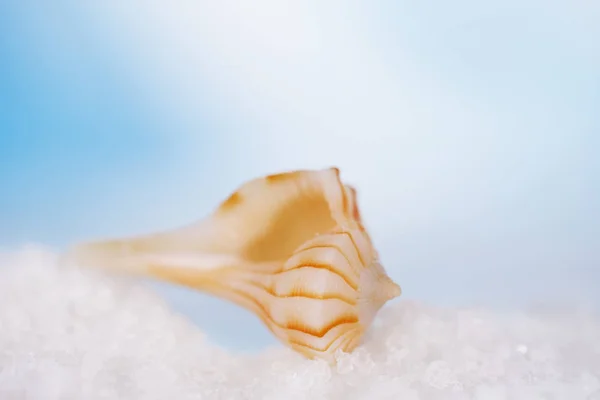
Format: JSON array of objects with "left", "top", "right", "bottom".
[{"left": 73, "top": 0, "right": 599, "bottom": 309}]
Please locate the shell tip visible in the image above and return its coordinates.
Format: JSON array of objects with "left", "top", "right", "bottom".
[{"left": 385, "top": 280, "right": 402, "bottom": 300}]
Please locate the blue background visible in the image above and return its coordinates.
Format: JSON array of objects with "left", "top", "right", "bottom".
[{"left": 1, "top": 1, "right": 599, "bottom": 351}]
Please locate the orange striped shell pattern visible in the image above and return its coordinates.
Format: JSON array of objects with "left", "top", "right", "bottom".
[{"left": 65, "top": 167, "right": 402, "bottom": 363}]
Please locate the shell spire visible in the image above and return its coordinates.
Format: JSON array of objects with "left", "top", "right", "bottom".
[{"left": 64, "top": 167, "right": 401, "bottom": 363}]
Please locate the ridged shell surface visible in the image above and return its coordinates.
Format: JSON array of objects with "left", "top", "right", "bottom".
[{"left": 65, "top": 167, "right": 401, "bottom": 363}]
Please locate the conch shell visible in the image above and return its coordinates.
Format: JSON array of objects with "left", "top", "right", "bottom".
[{"left": 64, "top": 167, "right": 401, "bottom": 363}]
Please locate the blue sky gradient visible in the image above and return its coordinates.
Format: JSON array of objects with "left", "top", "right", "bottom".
[
  {"left": 1, "top": 1, "right": 599, "bottom": 350},
  {"left": 0, "top": 1, "right": 231, "bottom": 246}
]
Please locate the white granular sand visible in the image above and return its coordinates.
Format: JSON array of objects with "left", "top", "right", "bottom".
[{"left": 1, "top": 246, "right": 599, "bottom": 399}]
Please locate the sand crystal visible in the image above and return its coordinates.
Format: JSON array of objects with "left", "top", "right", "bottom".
[{"left": 0, "top": 246, "right": 599, "bottom": 399}]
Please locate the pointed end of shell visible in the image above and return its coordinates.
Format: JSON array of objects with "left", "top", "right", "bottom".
[
  {"left": 385, "top": 280, "right": 402, "bottom": 300},
  {"left": 60, "top": 243, "right": 93, "bottom": 269},
  {"left": 61, "top": 243, "right": 105, "bottom": 270},
  {"left": 61, "top": 240, "right": 134, "bottom": 273}
]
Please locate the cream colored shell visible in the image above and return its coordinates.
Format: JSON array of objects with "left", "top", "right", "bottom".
[{"left": 65, "top": 167, "right": 401, "bottom": 363}]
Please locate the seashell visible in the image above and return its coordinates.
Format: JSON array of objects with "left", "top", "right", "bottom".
[{"left": 64, "top": 167, "right": 401, "bottom": 363}]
